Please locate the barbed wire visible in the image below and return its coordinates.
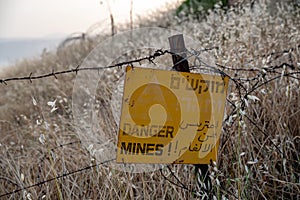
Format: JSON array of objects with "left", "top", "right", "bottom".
[
  {"left": 0, "top": 158, "right": 115, "bottom": 198},
  {"left": 1, "top": 46, "right": 298, "bottom": 85},
  {"left": 0, "top": 49, "right": 170, "bottom": 85},
  {"left": 0, "top": 46, "right": 299, "bottom": 198}
]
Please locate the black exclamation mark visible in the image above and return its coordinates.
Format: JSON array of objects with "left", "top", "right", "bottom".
[
  {"left": 174, "top": 141, "right": 178, "bottom": 154},
  {"left": 168, "top": 142, "right": 172, "bottom": 156}
]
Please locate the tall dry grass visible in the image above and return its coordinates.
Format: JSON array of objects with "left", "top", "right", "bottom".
[{"left": 0, "top": 0, "right": 299, "bottom": 199}]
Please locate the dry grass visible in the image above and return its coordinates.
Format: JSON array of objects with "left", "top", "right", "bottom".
[{"left": 0, "top": 0, "right": 300, "bottom": 199}]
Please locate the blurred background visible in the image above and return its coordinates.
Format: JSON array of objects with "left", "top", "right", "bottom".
[{"left": 0, "top": 0, "right": 178, "bottom": 67}]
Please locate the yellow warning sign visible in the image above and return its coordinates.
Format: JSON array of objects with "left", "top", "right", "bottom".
[{"left": 116, "top": 66, "right": 229, "bottom": 164}]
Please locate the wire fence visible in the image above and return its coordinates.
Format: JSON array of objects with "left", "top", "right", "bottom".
[{"left": 0, "top": 45, "right": 299, "bottom": 198}]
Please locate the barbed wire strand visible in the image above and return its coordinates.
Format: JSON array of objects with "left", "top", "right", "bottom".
[
  {"left": 0, "top": 158, "right": 115, "bottom": 198},
  {"left": 0, "top": 49, "right": 170, "bottom": 85}
]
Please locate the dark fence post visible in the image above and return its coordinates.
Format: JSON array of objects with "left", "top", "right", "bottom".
[{"left": 168, "top": 34, "right": 211, "bottom": 199}]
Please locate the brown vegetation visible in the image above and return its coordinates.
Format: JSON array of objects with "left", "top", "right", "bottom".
[{"left": 0, "top": 0, "right": 299, "bottom": 199}]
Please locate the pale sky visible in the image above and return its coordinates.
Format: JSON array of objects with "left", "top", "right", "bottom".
[{"left": 0, "top": 0, "right": 179, "bottom": 39}]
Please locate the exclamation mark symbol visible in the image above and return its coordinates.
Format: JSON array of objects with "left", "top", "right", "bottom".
[
  {"left": 174, "top": 141, "right": 178, "bottom": 154},
  {"left": 168, "top": 142, "right": 172, "bottom": 156}
]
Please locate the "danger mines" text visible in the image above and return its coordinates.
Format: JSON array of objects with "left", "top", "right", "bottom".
[
  {"left": 121, "top": 123, "right": 175, "bottom": 138},
  {"left": 120, "top": 142, "right": 163, "bottom": 156}
]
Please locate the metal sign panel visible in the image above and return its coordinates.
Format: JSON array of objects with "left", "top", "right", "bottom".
[{"left": 116, "top": 66, "right": 229, "bottom": 164}]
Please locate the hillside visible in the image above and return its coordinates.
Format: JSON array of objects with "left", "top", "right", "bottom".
[{"left": 0, "top": 0, "right": 299, "bottom": 199}]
